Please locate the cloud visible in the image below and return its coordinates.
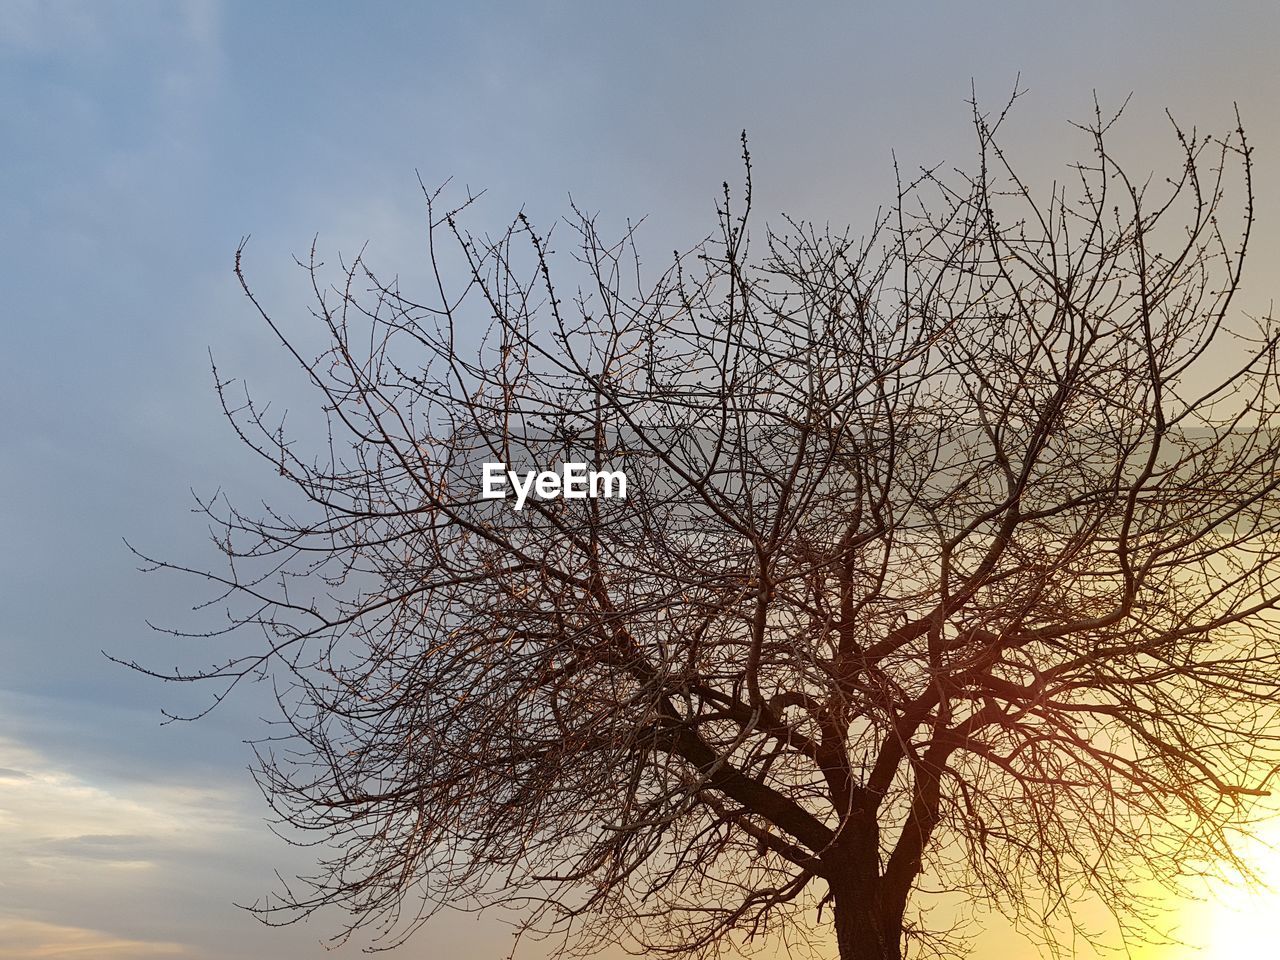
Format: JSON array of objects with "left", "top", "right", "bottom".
[
  {"left": 0, "top": 735, "right": 243, "bottom": 866},
  {"left": 23, "top": 833, "right": 155, "bottom": 865},
  {"left": 0, "top": 918, "right": 189, "bottom": 959},
  {"left": 0, "top": 733, "right": 250, "bottom": 957}
]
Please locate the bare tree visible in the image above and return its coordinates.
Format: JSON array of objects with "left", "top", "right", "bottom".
[{"left": 129, "top": 97, "right": 1280, "bottom": 960}]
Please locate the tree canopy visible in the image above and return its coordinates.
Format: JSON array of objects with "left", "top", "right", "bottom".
[{"left": 131, "top": 98, "right": 1280, "bottom": 960}]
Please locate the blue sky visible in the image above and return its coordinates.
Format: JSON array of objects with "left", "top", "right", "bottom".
[{"left": 2, "top": 2, "right": 1280, "bottom": 957}]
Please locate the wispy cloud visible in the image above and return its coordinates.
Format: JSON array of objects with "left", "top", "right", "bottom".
[
  {"left": 0, "top": 734, "right": 242, "bottom": 855},
  {"left": 0, "top": 918, "right": 189, "bottom": 959},
  {"left": 0, "top": 734, "right": 246, "bottom": 958}
]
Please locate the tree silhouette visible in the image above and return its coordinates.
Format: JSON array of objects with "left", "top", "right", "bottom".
[{"left": 131, "top": 98, "right": 1280, "bottom": 960}]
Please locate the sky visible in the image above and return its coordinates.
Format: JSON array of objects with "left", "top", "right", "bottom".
[{"left": 2, "top": 2, "right": 1280, "bottom": 958}]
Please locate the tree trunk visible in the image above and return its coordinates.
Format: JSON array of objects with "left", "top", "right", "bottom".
[{"left": 832, "top": 882, "right": 902, "bottom": 960}]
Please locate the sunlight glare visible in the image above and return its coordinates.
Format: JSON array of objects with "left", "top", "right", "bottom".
[{"left": 1202, "top": 820, "right": 1280, "bottom": 959}]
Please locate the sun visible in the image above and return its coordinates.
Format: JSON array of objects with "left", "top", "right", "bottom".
[{"left": 1200, "top": 821, "right": 1280, "bottom": 960}]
